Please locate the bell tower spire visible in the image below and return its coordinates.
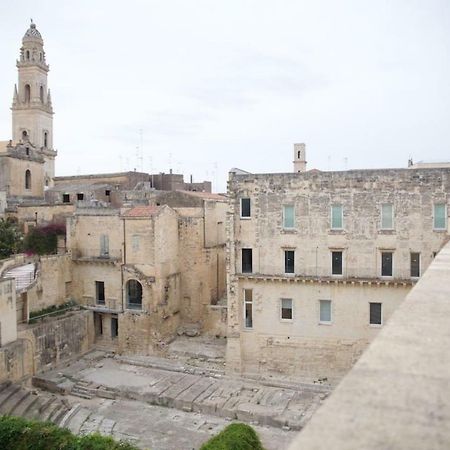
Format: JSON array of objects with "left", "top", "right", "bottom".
[{"left": 11, "top": 20, "right": 57, "bottom": 184}]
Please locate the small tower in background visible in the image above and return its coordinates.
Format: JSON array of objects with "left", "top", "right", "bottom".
[{"left": 293, "top": 143, "right": 306, "bottom": 173}]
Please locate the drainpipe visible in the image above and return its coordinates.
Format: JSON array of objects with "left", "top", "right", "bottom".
[{"left": 121, "top": 217, "right": 126, "bottom": 312}]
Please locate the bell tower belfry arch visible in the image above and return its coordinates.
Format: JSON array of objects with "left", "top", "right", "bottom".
[{"left": 11, "top": 20, "right": 57, "bottom": 184}]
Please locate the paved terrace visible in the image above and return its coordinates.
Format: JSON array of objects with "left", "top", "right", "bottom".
[
  {"left": 34, "top": 350, "right": 329, "bottom": 433},
  {"left": 289, "top": 241, "right": 450, "bottom": 450}
]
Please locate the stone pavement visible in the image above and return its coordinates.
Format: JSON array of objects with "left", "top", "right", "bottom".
[{"left": 34, "top": 350, "right": 330, "bottom": 432}]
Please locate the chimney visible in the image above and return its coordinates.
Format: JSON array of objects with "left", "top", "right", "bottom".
[{"left": 293, "top": 143, "right": 307, "bottom": 173}]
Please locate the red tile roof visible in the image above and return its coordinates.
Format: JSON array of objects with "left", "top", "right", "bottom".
[{"left": 123, "top": 205, "right": 160, "bottom": 217}]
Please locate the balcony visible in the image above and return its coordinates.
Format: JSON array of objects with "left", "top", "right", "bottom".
[
  {"left": 82, "top": 296, "right": 121, "bottom": 313},
  {"left": 71, "top": 248, "right": 122, "bottom": 264}
]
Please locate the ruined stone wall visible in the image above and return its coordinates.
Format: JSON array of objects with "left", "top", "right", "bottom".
[
  {"left": 227, "top": 168, "right": 450, "bottom": 380},
  {"left": 0, "top": 278, "right": 17, "bottom": 345},
  {"left": 27, "top": 254, "right": 72, "bottom": 313},
  {"left": 0, "top": 310, "right": 93, "bottom": 383}
]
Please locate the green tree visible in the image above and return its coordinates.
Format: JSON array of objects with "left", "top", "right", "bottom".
[{"left": 0, "top": 218, "right": 23, "bottom": 258}]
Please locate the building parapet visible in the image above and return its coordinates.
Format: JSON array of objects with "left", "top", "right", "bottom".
[{"left": 71, "top": 248, "right": 122, "bottom": 263}]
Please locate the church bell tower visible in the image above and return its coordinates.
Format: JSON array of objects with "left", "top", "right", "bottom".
[{"left": 11, "top": 20, "right": 57, "bottom": 185}]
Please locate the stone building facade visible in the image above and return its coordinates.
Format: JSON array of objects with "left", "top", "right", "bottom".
[
  {"left": 226, "top": 162, "right": 450, "bottom": 381},
  {"left": 66, "top": 198, "right": 227, "bottom": 353}
]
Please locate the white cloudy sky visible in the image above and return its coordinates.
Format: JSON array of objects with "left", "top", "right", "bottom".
[{"left": 0, "top": 0, "right": 449, "bottom": 191}]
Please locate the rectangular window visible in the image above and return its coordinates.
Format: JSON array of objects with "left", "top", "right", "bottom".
[
  {"left": 77, "top": 193, "right": 84, "bottom": 201},
  {"left": 381, "top": 252, "right": 393, "bottom": 277},
  {"left": 132, "top": 235, "right": 140, "bottom": 252},
  {"left": 100, "top": 234, "right": 109, "bottom": 257},
  {"left": 284, "top": 250, "right": 295, "bottom": 274},
  {"left": 105, "top": 189, "right": 111, "bottom": 196},
  {"left": 242, "top": 248, "right": 253, "bottom": 273},
  {"left": 62, "top": 193, "right": 70, "bottom": 203},
  {"left": 381, "top": 203, "right": 393, "bottom": 229},
  {"left": 283, "top": 205, "right": 295, "bottom": 229},
  {"left": 434, "top": 204, "right": 447, "bottom": 230},
  {"left": 331, "top": 251, "right": 343, "bottom": 275},
  {"left": 95, "top": 281, "right": 105, "bottom": 304},
  {"left": 331, "top": 205, "right": 343, "bottom": 229},
  {"left": 369, "top": 302, "right": 382, "bottom": 325},
  {"left": 410, "top": 252, "right": 420, "bottom": 278},
  {"left": 281, "top": 298, "right": 293, "bottom": 320},
  {"left": 240, "top": 198, "right": 251, "bottom": 218},
  {"left": 244, "top": 289, "right": 253, "bottom": 329},
  {"left": 319, "top": 300, "right": 332, "bottom": 323}
]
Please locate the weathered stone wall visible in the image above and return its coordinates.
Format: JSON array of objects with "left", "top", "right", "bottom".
[
  {"left": 27, "top": 254, "right": 72, "bottom": 313},
  {"left": 227, "top": 168, "right": 450, "bottom": 380},
  {"left": 0, "top": 278, "right": 17, "bottom": 345},
  {"left": 14, "top": 203, "right": 74, "bottom": 228},
  {"left": 0, "top": 310, "right": 93, "bottom": 383}
]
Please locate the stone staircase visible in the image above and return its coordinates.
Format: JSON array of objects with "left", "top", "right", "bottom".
[{"left": 0, "top": 381, "right": 118, "bottom": 437}]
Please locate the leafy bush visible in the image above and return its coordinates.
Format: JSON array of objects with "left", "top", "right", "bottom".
[
  {"left": 200, "top": 423, "right": 265, "bottom": 450},
  {"left": 0, "top": 416, "right": 140, "bottom": 450},
  {"left": 0, "top": 218, "right": 23, "bottom": 258},
  {"left": 23, "top": 222, "right": 66, "bottom": 255}
]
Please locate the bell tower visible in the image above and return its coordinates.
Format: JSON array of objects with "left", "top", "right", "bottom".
[{"left": 11, "top": 20, "right": 57, "bottom": 185}]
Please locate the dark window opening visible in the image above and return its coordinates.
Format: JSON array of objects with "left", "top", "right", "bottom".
[
  {"left": 244, "top": 289, "right": 253, "bottom": 329},
  {"left": 105, "top": 189, "right": 111, "bottom": 196},
  {"left": 126, "top": 279, "right": 143, "bottom": 310},
  {"left": 298, "top": 151, "right": 301, "bottom": 158},
  {"left": 241, "top": 198, "right": 251, "bottom": 218},
  {"left": 25, "top": 147, "right": 30, "bottom": 156},
  {"left": 26, "top": 50, "right": 30, "bottom": 60},
  {"left": 44, "top": 132, "right": 48, "bottom": 147},
  {"left": 111, "top": 317, "right": 118, "bottom": 338},
  {"left": 77, "top": 193, "right": 84, "bottom": 201},
  {"left": 95, "top": 281, "right": 105, "bottom": 304},
  {"left": 62, "top": 193, "right": 70, "bottom": 203},
  {"left": 24, "top": 84, "right": 31, "bottom": 102},
  {"left": 370, "top": 302, "right": 382, "bottom": 325},
  {"left": 22, "top": 130, "right": 28, "bottom": 140},
  {"left": 25, "top": 170, "right": 31, "bottom": 190},
  {"left": 242, "top": 248, "right": 253, "bottom": 273},
  {"left": 332, "top": 251, "right": 343, "bottom": 275},
  {"left": 381, "top": 252, "right": 393, "bottom": 277},
  {"left": 281, "top": 298, "right": 293, "bottom": 320},
  {"left": 410, "top": 252, "right": 420, "bottom": 278},
  {"left": 40, "top": 86, "right": 44, "bottom": 103},
  {"left": 284, "top": 250, "right": 295, "bottom": 274}
]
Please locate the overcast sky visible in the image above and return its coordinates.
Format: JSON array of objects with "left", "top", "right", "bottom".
[{"left": 0, "top": 0, "right": 449, "bottom": 192}]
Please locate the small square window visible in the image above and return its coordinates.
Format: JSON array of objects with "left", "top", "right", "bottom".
[
  {"left": 105, "top": 189, "right": 111, "bottom": 196},
  {"left": 369, "top": 302, "right": 382, "bottom": 325},
  {"left": 244, "top": 289, "right": 253, "bottom": 329},
  {"left": 77, "top": 193, "right": 84, "bottom": 201},
  {"left": 283, "top": 205, "right": 295, "bottom": 229},
  {"left": 434, "top": 204, "right": 447, "bottom": 230},
  {"left": 331, "top": 205, "right": 343, "bottom": 229},
  {"left": 62, "top": 193, "right": 70, "bottom": 203},
  {"left": 281, "top": 298, "right": 293, "bottom": 320},
  {"left": 240, "top": 198, "right": 251, "bottom": 218},
  {"left": 410, "top": 252, "right": 420, "bottom": 278},
  {"left": 331, "top": 251, "right": 343, "bottom": 275},
  {"left": 381, "top": 252, "right": 393, "bottom": 277},
  {"left": 284, "top": 250, "right": 295, "bottom": 274},
  {"left": 242, "top": 248, "right": 253, "bottom": 273},
  {"left": 381, "top": 203, "right": 393, "bottom": 229},
  {"left": 319, "top": 300, "right": 332, "bottom": 323}
]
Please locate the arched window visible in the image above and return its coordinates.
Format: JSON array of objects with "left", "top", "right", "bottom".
[
  {"left": 126, "top": 279, "right": 142, "bottom": 310},
  {"left": 39, "top": 52, "right": 42, "bottom": 62},
  {"left": 26, "top": 50, "right": 30, "bottom": 60},
  {"left": 22, "top": 130, "right": 28, "bottom": 140},
  {"left": 298, "top": 151, "right": 301, "bottom": 159},
  {"left": 24, "top": 84, "right": 31, "bottom": 102},
  {"left": 44, "top": 131, "right": 48, "bottom": 147},
  {"left": 25, "top": 170, "right": 31, "bottom": 190},
  {"left": 40, "top": 86, "right": 44, "bottom": 103}
]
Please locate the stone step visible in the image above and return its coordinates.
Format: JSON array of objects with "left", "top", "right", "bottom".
[
  {"left": 0, "top": 384, "right": 21, "bottom": 410},
  {"left": 66, "top": 407, "right": 92, "bottom": 434},
  {"left": 1, "top": 389, "right": 30, "bottom": 415},
  {"left": 41, "top": 398, "right": 61, "bottom": 422},
  {"left": 13, "top": 392, "right": 40, "bottom": 417}
]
